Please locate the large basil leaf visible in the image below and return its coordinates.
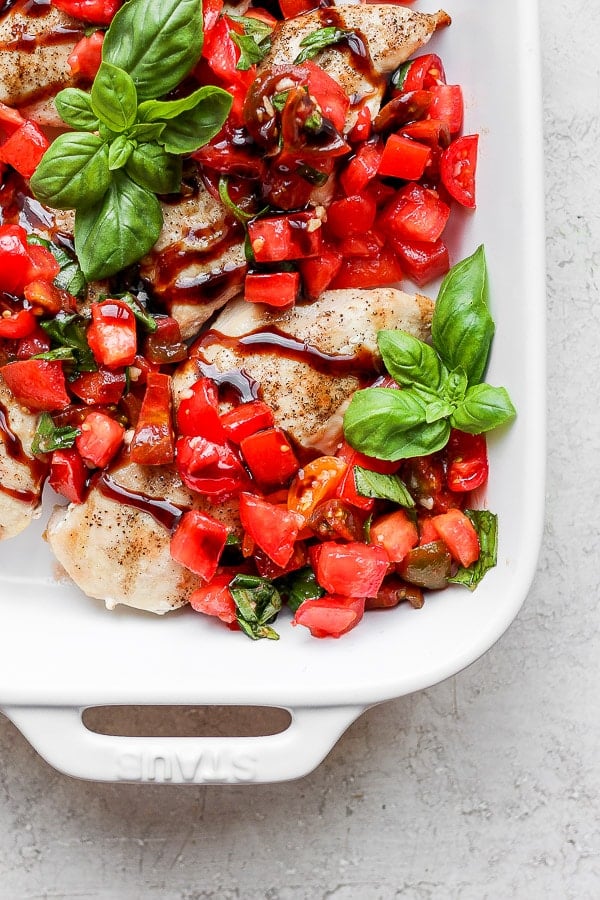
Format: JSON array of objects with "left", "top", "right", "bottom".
[
  {"left": 30, "top": 133, "right": 110, "bottom": 209},
  {"left": 102, "top": 0, "right": 204, "bottom": 100},
  {"left": 126, "top": 143, "right": 182, "bottom": 194},
  {"left": 450, "top": 383, "right": 516, "bottom": 433},
  {"left": 344, "top": 387, "right": 430, "bottom": 461},
  {"left": 91, "top": 62, "right": 137, "bottom": 131},
  {"left": 74, "top": 172, "right": 163, "bottom": 280},
  {"left": 138, "top": 86, "right": 233, "bottom": 154},
  {"left": 377, "top": 329, "right": 443, "bottom": 392},
  {"left": 431, "top": 245, "right": 495, "bottom": 385},
  {"left": 55, "top": 88, "right": 99, "bottom": 130}
]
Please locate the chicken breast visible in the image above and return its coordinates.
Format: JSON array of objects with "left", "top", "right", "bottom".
[
  {"left": 261, "top": 5, "right": 451, "bottom": 128},
  {"left": 0, "top": 375, "right": 48, "bottom": 540},
  {"left": 45, "top": 456, "right": 242, "bottom": 614},
  {"left": 174, "top": 288, "right": 434, "bottom": 454},
  {"left": 0, "top": 3, "right": 82, "bottom": 110}
]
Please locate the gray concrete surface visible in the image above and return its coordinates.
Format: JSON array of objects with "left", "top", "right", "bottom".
[{"left": 1, "top": 0, "right": 598, "bottom": 896}]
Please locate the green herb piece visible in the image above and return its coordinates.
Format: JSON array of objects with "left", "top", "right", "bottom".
[
  {"left": 125, "top": 143, "right": 182, "bottom": 194},
  {"left": 297, "top": 163, "right": 329, "bottom": 186},
  {"left": 390, "top": 61, "right": 411, "bottom": 93},
  {"left": 55, "top": 88, "right": 99, "bottom": 131},
  {"left": 293, "top": 26, "right": 351, "bottom": 64},
  {"left": 108, "top": 134, "right": 135, "bottom": 171},
  {"left": 228, "top": 15, "right": 273, "bottom": 70},
  {"left": 27, "top": 236, "right": 86, "bottom": 298},
  {"left": 137, "top": 86, "right": 232, "bottom": 155},
  {"left": 343, "top": 247, "right": 516, "bottom": 461},
  {"left": 91, "top": 62, "right": 138, "bottom": 132},
  {"left": 276, "top": 566, "right": 324, "bottom": 614},
  {"left": 218, "top": 176, "right": 265, "bottom": 225},
  {"left": 229, "top": 574, "right": 282, "bottom": 640},
  {"left": 40, "top": 312, "right": 96, "bottom": 373},
  {"left": 31, "top": 413, "right": 80, "bottom": 455},
  {"left": 354, "top": 466, "right": 415, "bottom": 507},
  {"left": 30, "top": 133, "right": 111, "bottom": 210},
  {"left": 118, "top": 293, "right": 158, "bottom": 332},
  {"left": 448, "top": 510, "right": 498, "bottom": 590},
  {"left": 271, "top": 91, "right": 289, "bottom": 112}
]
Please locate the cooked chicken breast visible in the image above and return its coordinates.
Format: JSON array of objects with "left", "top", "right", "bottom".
[
  {"left": 174, "top": 288, "right": 434, "bottom": 454},
  {"left": 261, "top": 5, "right": 451, "bottom": 129},
  {"left": 45, "top": 456, "right": 242, "bottom": 614},
  {"left": 0, "top": 375, "right": 48, "bottom": 539},
  {"left": 0, "top": 3, "right": 82, "bottom": 110}
]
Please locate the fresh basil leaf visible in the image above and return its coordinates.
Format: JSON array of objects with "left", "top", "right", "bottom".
[
  {"left": 102, "top": 0, "right": 204, "bottom": 101},
  {"left": 431, "top": 245, "right": 495, "bottom": 385},
  {"left": 354, "top": 466, "right": 415, "bottom": 507},
  {"left": 424, "top": 398, "right": 454, "bottom": 423},
  {"left": 118, "top": 293, "right": 158, "bottom": 332},
  {"left": 229, "top": 14, "right": 273, "bottom": 42},
  {"left": 138, "top": 86, "right": 233, "bottom": 155},
  {"left": 293, "top": 26, "right": 351, "bottom": 64},
  {"left": 450, "top": 383, "right": 517, "bottom": 433},
  {"left": 229, "top": 573, "right": 281, "bottom": 641},
  {"left": 108, "top": 134, "right": 134, "bottom": 171},
  {"left": 230, "top": 31, "right": 270, "bottom": 70},
  {"left": 218, "top": 176, "right": 263, "bottom": 225},
  {"left": 441, "top": 368, "right": 468, "bottom": 405},
  {"left": 27, "top": 236, "right": 86, "bottom": 298},
  {"left": 391, "top": 60, "right": 411, "bottom": 92},
  {"left": 377, "top": 329, "right": 443, "bottom": 392},
  {"left": 31, "top": 413, "right": 80, "bottom": 455},
  {"left": 127, "top": 122, "right": 166, "bottom": 142},
  {"left": 276, "top": 566, "right": 324, "bottom": 614},
  {"left": 40, "top": 312, "right": 96, "bottom": 373},
  {"left": 344, "top": 387, "right": 430, "bottom": 461},
  {"left": 74, "top": 172, "right": 163, "bottom": 281},
  {"left": 91, "top": 62, "right": 137, "bottom": 131},
  {"left": 30, "top": 133, "right": 110, "bottom": 210},
  {"left": 383, "top": 417, "right": 451, "bottom": 459},
  {"left": 55, "top": 88, "right": 99, "bottom": 130},
  {"left": 126, "top": 143, "right": 182, "bottom": 194},
  {"left": 449, "top": 509, "right": 498, "bottom": 590},
  {"left": 272, "top": 91, "right": 289, "bottom": 112}
]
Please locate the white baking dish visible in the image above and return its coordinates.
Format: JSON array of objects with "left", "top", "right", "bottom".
[{"left": 0, "top": 0, "right": 545, "bottom": 783}]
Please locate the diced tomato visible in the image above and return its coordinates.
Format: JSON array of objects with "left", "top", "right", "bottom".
[
  {"left": 390, "top": 238, "right": 449, "bottom": 286},
  {"left": 202, "top": 0, "right": 224, "bottom": 33},
  {"left": 248, "top": 212, "right": 322, "bottom": 263},
  {"left": 24, "top": 280, "right": 76, "bottom": 315},
  {"left": 76, "top": 410, "right": 124, "bottom": 468},
  {"left": 52, "top": 0, "right": 122, "bottom": 25},
  {"left": 335, "top": 441, "right": 398, "bottom": 512},
  {"left": 307, "top": 498, "right": 365, "bottom": 542},
  {"left": 445, "top": 429, "right": 488, "bottom": 492},
  {"left": 130, "top": 372, "right": 175, "bottom": 466},
  {"left": 336, "top": 230, "right": 383, "bottom": 259},
  {"left": 380, "top": 182, "right": 450, "bottom": 243},
  {"left": 87, "top": 300, "right": 137, "bottom": 369},
  {"left": 293, "top": 594, "right": 365, "bottom": 638},
  {"left": 17, "top": 325, "right": 51, "bottom": 359},
  {"left": 347, "top": 105, "right": 372, "bottom": 144},
  {"left": 254, "top": 541, "right": 307, "bottom": 579},
  {"left": 67, "top": 31, "right": 104, "bottom": 80},
  {"left": 401, "top": 454, "right": 458, "bottom": 515},
  {"left": 316, "top": 541, "right": 389, "bottom": 597},
  {"left": 299, "top": 244, "right": 342, "bottom": 300},
  {"left": 244, "top": 271, "right": 299, "bottom": 308},
  {"left": 203, "top": 16, "right": 254, "bottom": 90},
  {"left": 279, "top": 0, "right": 318, "bottom": 18},
  {"left": 418, "top": 516, "right": 439, "bottom": 546},
  {"left": 369, "top": 509, "right": 419, "bottom": 563},
  {"left": 0, "top": 308, "right": 36, "bottom": 339},
  {"left": 70, "top": 368, "right": 126, "bottom": 406},
  {"left": 0, "top": 101, "right": 24, "bottom": 137},
  {"left": 48, "top": 448, "right": 87, "bottom": 504},
  {"left": 239, "top": 492, "right": 303, "bottom": 567},
  {"left": 287, "top": 456, "right": 347, "bottom": 522},
  {"left": 440, "top": 134, "right": 478, "bottom": 209},
  {"left": 220, "top": 401, "right": 275, "bottom": 444},
  {"left": 401, "top": 54, "right": 446, "bottom": 92},
  {"left": 430, "top": 508, "right": 480, "bottom": 567},
  {"left": 176, "top": 434, "right": 248, "bottom": 497},
  {"left": 170, "top": 510, "right": 229, "bottom": 581},
  {"left": 340, "top": 140, "right": 383, "bottom": 196},
  {"left": 377, "top": 133, "right": 431, "bottom": 181},
  {"left": 325, "top": 194, "right": 377, "bottom": 240},
  {"left": 176, "top": 377, "right": 225, "bottom": 442},
  {"left": 400, "top": 118, "right": 451, "bottom": 149},
  {"left": 0, "top": 359, "right": 70, "bottom": 411},
  {"left": 0, "top": 225, "right": 41, "bottom": 294},
  {"left": 142, "top": 316, "right": 187, "bottom": 366},
  {"left": 240, "top": 427, "right": 300, "bottom": 488},
  {"left": 189, "top": 573, "right": 237, "bottom": 624},
  {"left": 428, "top": 84, "right": 464, "bottom": 135},
  {"left": 0, "top": 120, "right": 50, "bottom": 179},
  {"left": 300, "top": 61, "right": 350, "bottom": 133},
  {"left": 366, "top": 578, "right": 424, "bottom": 610},
  {"left": 25, "top": 244, "right": 61, "bottom": 284},
  {"left": 331, "top": 248, "right": 403, "bottom": 289}
]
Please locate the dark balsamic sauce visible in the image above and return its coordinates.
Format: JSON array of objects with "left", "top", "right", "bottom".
[
  {"left": 96, "top": 472, "right": 185, "bottom": 532},
  {"left": 0, "top": 400, "right": 48, "bottom": 499}
]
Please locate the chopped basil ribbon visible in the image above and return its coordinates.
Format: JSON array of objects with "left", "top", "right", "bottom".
[
  {"left": 39, "top": 312, "right": 96, "bottom": 374},
  {"left": 293, "top": 26, "right": 352, "bottom": 65},
  {"left": 448, "top": 510, "right": 498, "bottom": 590},
  {"left": 229, "top": 16, "right": 273, "bottom": 71},
  {"left": 353, "top": 467, "right": 415, "bottom": 507},
  {"left": 228, "top": 574, "right": 282, "bottom": 641},
  {"left": 275, "top": 566, "right": 324, "bottom": 613},
  {"left": 30, "top": 0, "right": 232, "bottom": 281},
  {"left": 343, "top": 246, "right": 516, "bottom": 460},
  {"left": 31, "top": 413, "right": 80, "bottom": 455},
  {"left": 27, "top": 235, "right": 86, "bottom": 298}
]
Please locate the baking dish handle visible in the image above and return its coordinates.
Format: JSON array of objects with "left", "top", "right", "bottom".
[{"left": 4, "top": 703, "right": 366, "bottom": 784}]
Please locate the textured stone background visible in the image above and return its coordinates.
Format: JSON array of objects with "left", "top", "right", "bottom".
[{"left": 1, "top": 1, "right": 598, "bottom": 897}]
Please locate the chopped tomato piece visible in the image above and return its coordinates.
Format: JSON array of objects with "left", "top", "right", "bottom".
[
  {"left": 336, "top": 230, "right": 383, "bottom": 259},
  {"left": 430, "top": 508, "right": 480, "bottom": 567},
  {"left": 380, "top": 182, "right": 450, "bottom": 243},
  {"left": 16, "top": 325, "right": 50, "bottom": 359},
  {"left": 400, "top": 54, "right": 446, "bottom": 92},
  {"left": 248, "top": 212, "right": 322, "bottom": 262},
  {"left": 369, "top": 509, "right": 419, "bottom": 563},
  {"left": 244, "top": 271, "right": 299, "bottom": 308},
  {"left": 307, "top": 498, "right": 365, "bottom": 542},
  {"left": 279, "top": 0, "right": 318, "bottom": 18},
  {"left": 325, "top": 194, "right": 377, "bottom": 239},
  {"left": 418, "top": 516, "right": 439, "bottom": 546},
  {"left": 24, "top": 280, "right": 76, "bottom": 315},
  {"left": 176, "top": 377, "right": 225, "bottom": 442},
  {"left": 377, "top": 133, "right": 431, "bottom": 181},
  {"left": 0, "top": 309, "right": 36, "bottom": 339},
  {"left": 400, "top": 118, "right": 451, "bottom": 149},
  {"left": 340, "top": 140, "right": 383, "bottom": 196},
  {"left": 0, "top": 359, "right": 70, "bottom": 411},
  {"left": 48, "top": 448, "right": 87, "bottom": 504},
  {"left": 130, "top": 372, "right": 175, "bottom": 466},
  {"left": 202, "top": 0, "right": 224, "bottom": 33},
  {"left": 76, "top": 410, "right": 124, "bottom": 468},
  {"left": 240, "top": 427, "right": 300, "bottom": 488},
  {"left": 0, "top": 120, "right": 50, "bottom": 179},
  {"left": 67, "top": 31, "right": 104, "bottom": 80},
  {"left": 347, "top": 105, "right": 372, "bottom": 144},
  {"left": 445, "top": 429, "right": 488, "bottom": 492},
  {"left": 87, "top": 300, "right": 137, "bottom": 369},
  {"left": 25, "top": 244, "right": 61, "bottom": 284},
  {"left": 176, "top": 435, "right": 249, "bottom": 498},
  {"left": 170, "top": 510, "right": 229, "bottom": 581},
  {"left": 287, "top": 456, "right": 347, "bottom": 522},
  {"left": 299, "top": 244, "right": 342, "bottom": 300},
  {"left": 331, "top": 248, "right": 403, "bottom": 289},
  {"left": 70, "top": 368, "right": 126, "bottom": 406},
  {"left": 0, "top": 101, "right": 24, "bottom": 136},
  {"left": 52, "top": 0, "right": 122, "bottom": 25},
  {"left": 428, "top": 84, "right": 464, "bottom": 135},
  {"left": 316, "top": 542, "right": 389, "bottom": 597},
  {"left": 220, "top": 401, "right": 275, "bottom": 444},
  {"left": 142, "top": 316, "right": 187, "bottom": 365},
  {"left": 254, "top": 541, "right": 307, "bottom": 579},
  {"left": 293, "top": 594, "right": 364, "bottom": 638},
  {"left": 401, "top": 454, "right": 458, "bottom": 514},
  {"left": 239, "top": 492, "right": 303, "bottom": 567},
  {"left": 390, "top": 238, "right": 450, "bottom": 286},
  {"left": 366, "top": 578, "right": 424, "bottom": 610},
  {"left": 0, "top": 225, "right": 46, "bottom": 294},
  {"left": 440, "top": 134, "right": 478, "bottom": 209},
  {"left": 301, "top": 61, "right": 350, "bottom": 133},
  {"left": 190, "top": 573, "right": 237, "bottom": 624}
]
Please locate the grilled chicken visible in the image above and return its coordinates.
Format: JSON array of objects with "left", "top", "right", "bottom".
[
  {"left": 0, "top": 376, "right": 48, "bottom": 540},
  {"left": 45, "top": 456, "right": 242, "bottom": 614},
  {"left": 174, "top": 287, "right": 434, "bottom": 454},
  {"left": 261, "top": 5, "right": 451, "bottom": 129}
]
